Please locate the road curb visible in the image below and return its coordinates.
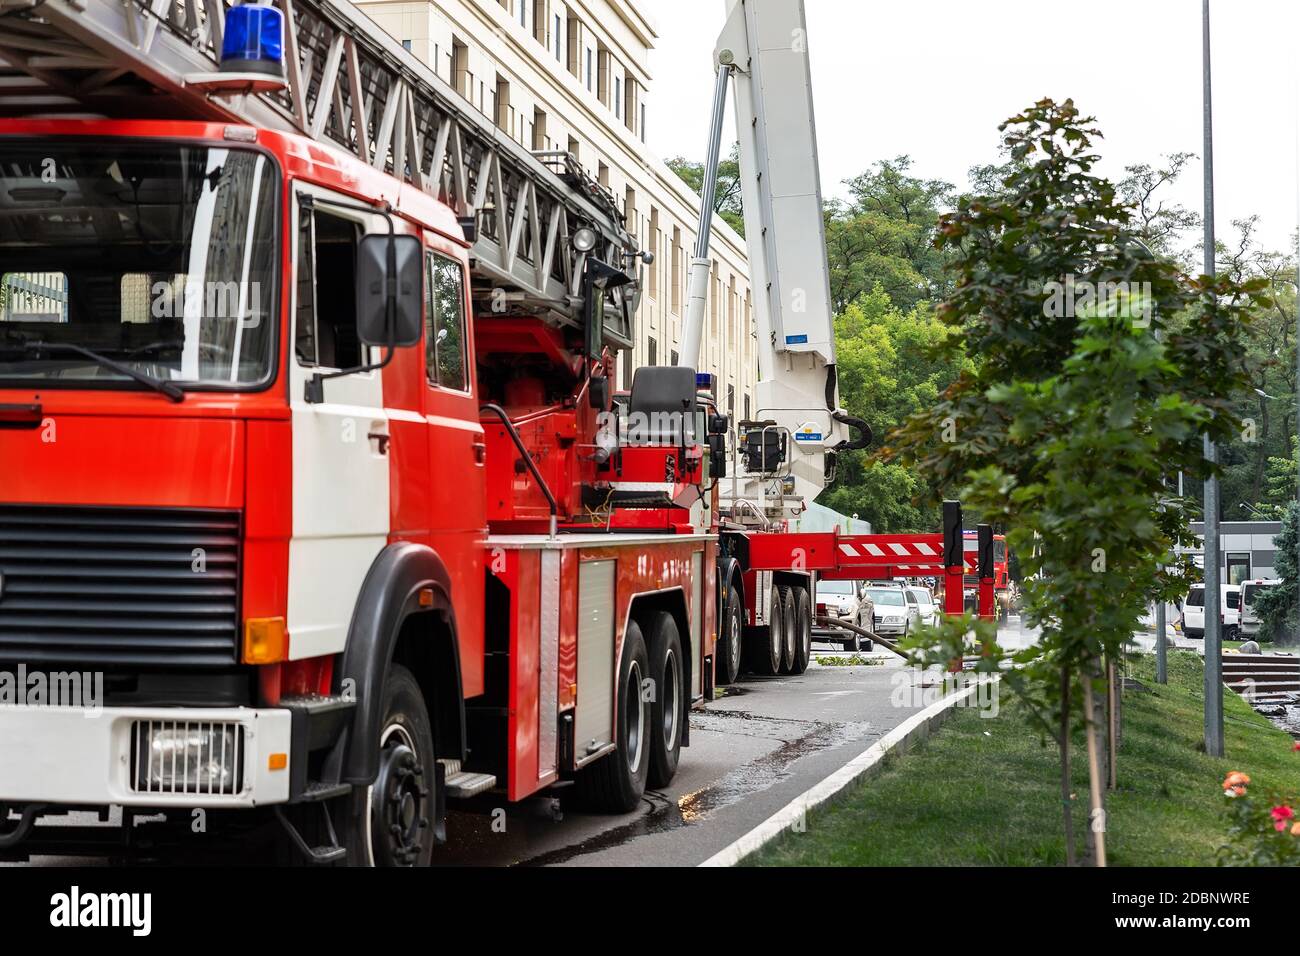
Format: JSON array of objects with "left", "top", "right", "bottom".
[{"left": 697, "top": 675, "right": 996, "bottom": 867}]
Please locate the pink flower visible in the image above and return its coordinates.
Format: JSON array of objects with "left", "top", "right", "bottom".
[
  {"left": 1271, "top": 806, "right": 1295, "bottom": 832},
  {"left": 1292, "top": 741, "right": 1300, "bottom": 752}
]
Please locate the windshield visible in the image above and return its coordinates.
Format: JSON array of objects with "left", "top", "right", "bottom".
[
  {"left": 0, "top": 140, "right": 278, "bottom": 389},
  {"left": 866, "top": 589, "right": 905, "bottom": 606},
  {"left": 817, "top": 580, "right": 856, "bottom": 596},
  {"left": 908, "top": 588, "right": 933, "bottom": 605}
]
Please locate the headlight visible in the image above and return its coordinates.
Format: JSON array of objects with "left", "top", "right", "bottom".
[{"left": 134, "top": 721, "right": 243, "bottom": 795}]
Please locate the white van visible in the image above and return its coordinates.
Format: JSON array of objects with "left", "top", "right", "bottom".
[
  {"left": 1180, "top": 583, "right": 1242, "bottom": 641},
  {"left": 1240, "top": 579, "right": 1281, "bottom": 638}
]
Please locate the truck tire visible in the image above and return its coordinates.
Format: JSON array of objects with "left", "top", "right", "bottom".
[
  {"left": 716, "top": 586, "right": 743, "bottom": 686},
  {"left": 779, "top": 586, "right": 798, "bottom": 673},
  {"left": 646, "top": 611, "right": 684, "bottom": 788},
  {"left": 792, "top": 587, "right": 813, "bottom": 674},
  {"left": 747, "top": 588, "right": 784, "bottom": 676},
  {"left": 340, "top": 663, "right": 438, "bottom": 866},
  {"left": 576, "top": 620, "right": 651, "bottom": 813}
]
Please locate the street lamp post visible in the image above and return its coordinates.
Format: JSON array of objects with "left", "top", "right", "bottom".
[{"left": 1201, "top": 0, "right": 1224, "bottom": 757}]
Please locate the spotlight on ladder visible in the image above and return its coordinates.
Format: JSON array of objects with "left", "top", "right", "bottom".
[{"left": 186, "top": 2, "right": 289, "bottom": 95}]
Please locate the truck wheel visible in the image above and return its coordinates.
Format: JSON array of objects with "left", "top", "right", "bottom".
[
  {"left": 716, "top": 586, "right": 743, "bottom": 685},
  {"left": 646, "top": 611, "right": 684, "bottom": 788},
  {"left": 779, "top": 587, "right": 798, "bottom": 673},
  {"left": 792, "top": 587, "right": 813, "bottom": 674},
  {"left": 747, "top": 588, "right": 784, "bottom": 676},
  {"left": 576, "top": 621, "right": 651, "bottom": 813},
  {"left": 341, "top": 663, "right": 438, "bottom": 866}
]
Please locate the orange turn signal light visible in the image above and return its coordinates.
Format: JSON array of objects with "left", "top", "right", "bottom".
[
  {"left": 243, "top": 616, "right": 288, "bottom": 665},
  {"left": 268, "top": 753, "right": 288, "bottom": 771}
]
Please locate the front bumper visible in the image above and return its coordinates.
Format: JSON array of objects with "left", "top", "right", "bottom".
[
  {"left": 874, "top": 622, "right": 908, "bottom": 636},
  {"left": 0, "top": 705, "right": 292, "bottom": 808}
]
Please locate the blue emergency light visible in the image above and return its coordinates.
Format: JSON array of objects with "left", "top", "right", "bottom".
[{"left": 220, "top": 2, "right": 286, "bottom": 77}]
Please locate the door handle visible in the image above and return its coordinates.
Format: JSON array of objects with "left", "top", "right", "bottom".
[
  {"left": 473, "top": 441, "right": 487, "bottom": 464},
  {"left": 368, "top": 431, "right": 390, "bottom": 455}
]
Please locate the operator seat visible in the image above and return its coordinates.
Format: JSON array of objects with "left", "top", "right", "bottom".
[{"left": 627, "top": 366, "right": 698, "bottom": 446}]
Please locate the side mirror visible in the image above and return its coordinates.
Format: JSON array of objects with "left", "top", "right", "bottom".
[
  {"left": 708, "top": 434, "right": 727, "bottom": 478},
  {"left": 356, "top": 233, "right": 422, "bottom": 348}
]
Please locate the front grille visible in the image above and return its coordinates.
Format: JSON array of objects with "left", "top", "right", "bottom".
[{"left": 0, "top": 505, "right": 241, "bottom": 668}]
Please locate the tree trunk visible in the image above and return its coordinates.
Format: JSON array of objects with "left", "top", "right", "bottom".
[
  {"left": 1107, "top": 657, "right": 1118, "bottom": 791},
  {"left": 1083, "top": 669, "right": 1108, "bottom": 867},
  {"left": 1059, "top": 666, "right": 1076, "bottom": 867}
]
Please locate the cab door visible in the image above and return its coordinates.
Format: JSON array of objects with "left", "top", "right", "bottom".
[
  {"left": 285, "top": 186, "right": 396, "bottom": 660},
  {"left": 422, "top": 238, "right": 487, "bottom": 697}
]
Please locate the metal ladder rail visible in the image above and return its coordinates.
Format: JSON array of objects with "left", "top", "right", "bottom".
[{"left": 0, "top": 0, "right": 640, "bottom": 342}]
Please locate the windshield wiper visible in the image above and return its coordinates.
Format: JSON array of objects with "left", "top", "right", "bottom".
[{"left": 11, "top": 340, "right": 185, "bottom": 402}]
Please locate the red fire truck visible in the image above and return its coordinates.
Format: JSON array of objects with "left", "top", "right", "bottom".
[{"left": 0, "top": 0, "right": 724, "bottom": 864}]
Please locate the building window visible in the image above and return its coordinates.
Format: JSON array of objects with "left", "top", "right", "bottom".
[
  {"left": 532, "top": 107, "right": 548, "bottom": 151},
  {"left": 451, "top": 39, "right": 470, "bottom": 100},
  {"left": 727, "top": 385, "right": 734, "bottom": 418},
  {"left": 648, "top": 207, "right": 659, "bottom": 300},
  {"left": 1227, "top": 553, "right": 1251, "bottom": 586},
  {"left": 614, "top": 75, "right": 621, "bottom": 119},
  {"left": 597, "top": 45, "right": 609, "bottom": 105},
  {"left": 621, "top": 347, "right": 633, "bottom": 390},
  {"left": 532, "top": 0, "right": 546, "bottom": 43},
  {"left": 640, "top": 104, "right": 646, "bottom": 142},
  {"left": 567, "top": 135, "right": 579, "bottom": 162},
  {"left": 744, "top": 394, "right": 750, "bottom": 421},
  {"left": 494, "top": 75, "right": 511, "bottom": 132},
  {"left": 624, "top": 186, "right": 636, "bottom": 236},
  {"left": 401, "top": 39, "right": 412, "bottom": 51},
  {"left": 518, "top": 0, "right": 526, "bottom": 30},
  {"left": 648, "top": 338, "right": 657, "bottom": 367},
  {"left": 567, "top": 17, "right": 581, "bottom": 76},
  {"left": 598, "top": 161, "right": 609, "bottom": 189},
  {"left": 670, "top": 226, "right": 682, "bottom": 315},
  {"left": 554, "top": 13, "right": 562, "bottom": 62},
  {"left": 623, "top": 77, "right": 636, "bottom": 132},
  {"left": 586, "top": 47, "right": 594, "bottom": 91}
]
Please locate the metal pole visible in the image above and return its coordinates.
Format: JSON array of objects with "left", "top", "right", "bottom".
[
  {"left": 1155, "top": 589, "right": 1167, "bottom": 683},
  {"left": 678, "top": 64, "right": 732, "bottom": 370},
  {"left": 1201, "top": 0, "right": 1224, "bottom": 757}
]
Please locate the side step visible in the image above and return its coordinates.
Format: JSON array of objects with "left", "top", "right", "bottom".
[{"left": 439, "top": 759, "right": 497, "bottom": 799}]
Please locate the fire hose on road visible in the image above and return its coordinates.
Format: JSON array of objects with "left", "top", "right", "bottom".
[{"left": 814, "top": 616, "right": 906, "bottom": 658}]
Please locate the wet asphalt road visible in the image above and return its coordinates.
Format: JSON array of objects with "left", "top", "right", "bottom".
[{"left": 439, "top": 641, "right": 925, "bottom": 866}]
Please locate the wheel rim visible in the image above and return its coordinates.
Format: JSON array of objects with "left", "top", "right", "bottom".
[
  {"left": 625, "top": 659, "right": 646, "bottom": 773},
  {"left": 366, "top": 722, "right": 429, "bottom": 867},
  {"left": 662, "top": 647, "right": 680, "bottom": 750},
  {"left": 727, "top": 609, "right": 741, "bottom": 670},
  {"left": 783, "top": 604, "right": 796, "bottom": 663}
]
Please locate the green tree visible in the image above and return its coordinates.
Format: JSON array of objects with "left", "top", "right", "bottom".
[
  {"left": 819, "top": 285, "right": 971, "bottom": 530},
  {"left": 825, "top": 156, "right": 954, "bottom": 312},
  {"left": 665, "top": 143, "right": 744, "bottom": 236},
  {"left": 887, "top": 98, "right": 1266, "bottom": 865},
  {"left": 1250, "top": 501, "right": 1298, "bottom": 644}
]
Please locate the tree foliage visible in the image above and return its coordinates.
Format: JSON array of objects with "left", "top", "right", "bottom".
[
  {"left": 824, "top": 156, "right": 953, "bottom": 313},
  {"left": 886, "top": 98, "right": 1269, "bottom": 861},
  {"left": 665, "top": 143, "right": 745, "bottom": 236}
]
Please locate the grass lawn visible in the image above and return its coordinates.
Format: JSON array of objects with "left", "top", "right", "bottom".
[{"left": 749, "top": 652, "right": 1300, "bottom": 866}]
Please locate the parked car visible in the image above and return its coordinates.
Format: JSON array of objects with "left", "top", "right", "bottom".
[
  {"left": 907, "top": 585, "right": 939, "bottom": 627},
  {"left": 863, "top": 583, "right": 917, "bottom": 637},
  {"left": 1180, "top": 583, "right": 1242, "bottom": 641},
  {"left": 1240, "top": 579, "right": 1281, "bottom": 638},
  {"left": 813, "top": 578, "right": 874, "bottom": 651}
]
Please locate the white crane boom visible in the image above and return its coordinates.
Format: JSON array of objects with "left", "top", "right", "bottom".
[{"left": 678, "top": 0, "right": 867, "bottom": 523}]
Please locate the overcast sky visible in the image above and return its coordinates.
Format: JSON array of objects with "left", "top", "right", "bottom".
[{"left": 645, "top": 0, "right": 1299, "bottom": 257}]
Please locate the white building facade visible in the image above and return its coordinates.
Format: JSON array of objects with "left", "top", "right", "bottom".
[{"left": 358, "top": 0, "right": 757, "bottom": 420}]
